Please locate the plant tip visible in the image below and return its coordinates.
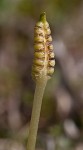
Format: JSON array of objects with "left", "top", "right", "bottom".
[{"left": 39, "top": 12, "right": 46, "bottom": 23}]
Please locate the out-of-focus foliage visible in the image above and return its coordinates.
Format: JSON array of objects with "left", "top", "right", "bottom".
[{"left": 0, "top": 0, "right": 83, "bottom": 150}]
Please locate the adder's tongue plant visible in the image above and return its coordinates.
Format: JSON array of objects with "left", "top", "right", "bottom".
[{"left": 27, "top": 12, "right": 55, "bottom": 150}]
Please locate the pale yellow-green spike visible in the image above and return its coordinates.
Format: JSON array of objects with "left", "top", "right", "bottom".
[{"left": 32, "top": 12, "right": 55, "bottom": 81}]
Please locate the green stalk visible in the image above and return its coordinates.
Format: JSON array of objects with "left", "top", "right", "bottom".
[{"left": 27, "top": 78, "right": 47, "bottom": 150}]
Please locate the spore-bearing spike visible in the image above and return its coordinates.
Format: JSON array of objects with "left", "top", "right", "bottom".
[{"left": 32, "top": 13, "right": 55, "bottom": 81}]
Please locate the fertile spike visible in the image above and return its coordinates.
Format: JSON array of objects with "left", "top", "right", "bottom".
[{"left": 32, "top": 12, "right": 55, "bottom": 81}]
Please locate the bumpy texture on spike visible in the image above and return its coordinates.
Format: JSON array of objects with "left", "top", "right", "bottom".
[{"left": 32, "top": 12, "right": 55, "bottom": 81}]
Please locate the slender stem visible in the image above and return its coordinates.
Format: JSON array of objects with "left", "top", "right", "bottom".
[{"left": 27, "top": 78, "right": 47, "bottom": 150}]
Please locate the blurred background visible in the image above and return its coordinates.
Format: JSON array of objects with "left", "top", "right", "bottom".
[{"left": 0, "top": 0, "right": 83, "bottom": 150}]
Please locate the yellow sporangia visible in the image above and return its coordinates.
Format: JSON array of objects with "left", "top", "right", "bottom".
[{"left": 32, "top": 12, "right": 55, "bottom": 81}]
